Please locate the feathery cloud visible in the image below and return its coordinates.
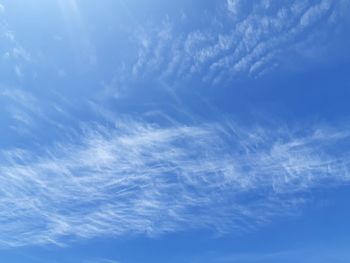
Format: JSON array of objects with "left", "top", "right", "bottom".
[{"left": 0, "top": 117, "right": 349, "bottom": 247}]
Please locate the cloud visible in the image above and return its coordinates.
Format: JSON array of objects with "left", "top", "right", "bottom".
[
  {"left": 1, "top": 8, "right": 32, "bottom": 79},
  {"left": 207, "top": 245, "right": 350, "bottom": 263},
  {"left": 0, "top": 86, "right": 77, "bottom": 136},
  {"left": 85, "top": 259, "right": 120, "bottom": 263},
  {"left": 0, "top": 87, "right": 42, "bottom": 133},
  {"left": 0, "top": 117, "right": 349, "bottom": 247},
  {"left": 127, "top": 0, "right": 349, "bottom": 86},
  {"left": 0, "top": 0, "right": 349, "bottom": 250},
  {"left": 58, "top": 0, "right": 97, "bottom": 67},
  {"left": 227, "top": 0, "right": 241, "bottom": 16}
]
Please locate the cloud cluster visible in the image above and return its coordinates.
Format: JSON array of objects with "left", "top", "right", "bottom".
[
  {"left": 0, "top": 118, "right": 349, "bottom": 247},
  {"left": 0, "top": 0, "right": 349, "bottom": 250},
  {"left": 131, "top": 0, "right": 349, "bottom": 84}
]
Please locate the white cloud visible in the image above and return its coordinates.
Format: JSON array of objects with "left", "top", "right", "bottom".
[
  {"left": 58, "top": 0, "right": 97, "bottom": 67},
  {"left": 0, "top": 118, "right": 349, "bottom": 247},
  {"left": 227, "top": 0, "right": 241, "bottom": 16},
  {"left": 1, "top": 14, "right": 32, "bottom": 79},
  {"left": 14, "top": 64, "right": 23, "bottom": 78},
  {"left": 128, "top": 0, "right": 348, "bottom": 86},
  {"left": 0, "top": 87, "right": 41, "bottom": 115},
  {"left": 85, "top": 259, "right": 120, "bottom": 263},
  {"left": 0, "top": 0, "right": 349, "bottom": 249}
]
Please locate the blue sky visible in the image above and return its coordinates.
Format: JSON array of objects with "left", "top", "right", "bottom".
[{"left": 1, "top": 0, "right": 350, "bottom": 262}]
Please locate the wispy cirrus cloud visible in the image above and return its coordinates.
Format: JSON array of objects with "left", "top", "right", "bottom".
[
  {"left": 0, "top": 115, "right": 349, "bottom": 247},
  {"left": 198, "top": 245, "right": 350, "bottom": 263},
  {"left": 0, "top": 3, "right": 32, "bottom": 80},
  {"left": 58, "top": 0, "right": 97, "bottom": 68},
  {"left": 0, "top": 87, "right": 71, "bottom": 137},
  {"left": 85, "top": 259, "right": 121, "bottom": 263}
]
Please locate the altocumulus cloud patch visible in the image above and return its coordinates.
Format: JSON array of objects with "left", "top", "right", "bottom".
[{"left": 129, "top": 0, "right": 349, "bottom": 85}]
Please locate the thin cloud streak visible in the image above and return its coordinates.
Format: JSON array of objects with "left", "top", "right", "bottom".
[
  {"left": 0, "top": 118, "right": 349, "bottom": 247},
  {"left": 1, "top": 5, "right": 32, "bottom": 80}
]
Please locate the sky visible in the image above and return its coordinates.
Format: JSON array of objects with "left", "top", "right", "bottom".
[{"left": 0, "top": 0, "right": 350, "bottom": 262}]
